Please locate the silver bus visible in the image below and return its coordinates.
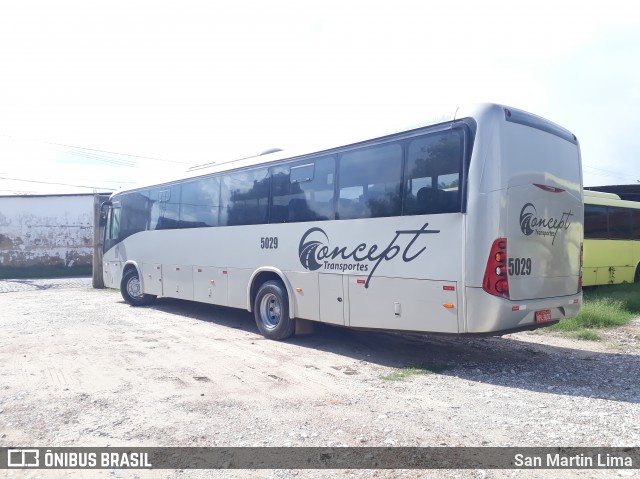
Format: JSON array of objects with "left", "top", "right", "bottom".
[{"left": 101, "top": 104, "right": 584, "bottom": 339}]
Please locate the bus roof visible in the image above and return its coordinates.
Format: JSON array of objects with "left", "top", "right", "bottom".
[
  {"left": 585, "top": 189, "right": 640, "bottom": 209},
  {"left": 110, "top": 107, "right": 465, "bottom": 197},
  {"left": 584, "top": 190, "right": 621, "bottom": 200},
  {"left": 109, "top": 103, "right": 575, "bottom": 198}
]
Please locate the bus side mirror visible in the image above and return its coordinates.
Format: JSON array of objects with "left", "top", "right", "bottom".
[{"left": 99, "top": 201, "right": 112, "bottom": 227}]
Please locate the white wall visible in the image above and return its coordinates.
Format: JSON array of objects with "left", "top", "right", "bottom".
[{"left": 0, "top": 195, "right": 94, "bottom": 277}]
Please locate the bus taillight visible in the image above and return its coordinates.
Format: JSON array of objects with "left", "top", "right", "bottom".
[{"left": 483, "top": 238, "right": 510, "bottom": 299}]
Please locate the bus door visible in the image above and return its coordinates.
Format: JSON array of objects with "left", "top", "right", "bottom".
[{"left": 102, "top": 203, "right": 122, "bottom": 288}]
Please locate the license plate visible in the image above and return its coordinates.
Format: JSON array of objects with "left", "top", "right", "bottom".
[{"left": 535, "top": 309, "right": 552, "bottom": 323}]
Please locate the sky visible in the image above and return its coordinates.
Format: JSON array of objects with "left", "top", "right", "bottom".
[{"left": 0, "top": 0, "right": 639, "bottom": 195}]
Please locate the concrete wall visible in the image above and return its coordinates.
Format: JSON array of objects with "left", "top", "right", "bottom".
[{"left": 0, "top": 194, "right": 95, "bottom": 278}]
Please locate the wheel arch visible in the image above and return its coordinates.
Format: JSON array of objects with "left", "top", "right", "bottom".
[
  {"left": 247, "top": 268, "right": 295, "bottom": 319},
  {"left": 122, "top": 261, "right": 144, "bottom": 290}
]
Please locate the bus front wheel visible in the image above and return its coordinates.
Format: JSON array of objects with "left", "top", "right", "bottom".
[
  {"left": 120, "top": 268, "right": 156, "bottom": 306},
  {"left": 635, "top": 264, "right": 640, "bottom": 283},
  {"left": 254, "top": 280, "right": 295, "bottom": 340}
]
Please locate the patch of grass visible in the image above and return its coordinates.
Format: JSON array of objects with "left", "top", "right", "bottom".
[
  {"left": 380, "top": 362, "right": 447, "bottom": 381},
  {"left": 549, "top": 283, "right": 640, "bottom": 334},
  {"left": 585, "top": 282, "right": 640, "bottom": 311},
  {"left": 569, "top": 330, "right": 601, "bottom": 341}
]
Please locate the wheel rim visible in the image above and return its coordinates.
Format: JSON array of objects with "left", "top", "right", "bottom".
[
  {"left": 259, "top": 293, "right": 282, "bottom": 329},
  {"left": 126, "top": 276, "right": 143, "bottom": 299}
]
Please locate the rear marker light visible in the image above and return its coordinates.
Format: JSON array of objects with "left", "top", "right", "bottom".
[
  {"left": 533, "top": 183, "right": 566, "bottom": 193},
  {"left": 512, "top": 306, "right": 520, "bottom": 311},
  {"left": 443, "top": 286, "right": 455, "bottom": 291},
  {"left": 357, "top": 279, "right": 366, "bottom": 285}
]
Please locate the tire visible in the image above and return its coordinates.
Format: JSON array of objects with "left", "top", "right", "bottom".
[
  {"left": 120, "top": 268, "right": 156, "bottom": 306},
  {"left": 635, "top": 264, "right": 640, "bottom": 284},
  {"left": 254, "top": 280, "right": 295, "bottom": 340}
]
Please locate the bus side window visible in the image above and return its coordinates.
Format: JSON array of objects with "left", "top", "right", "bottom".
[
  {"left": 118, "top": 192, "right": 154, "bottom": 238},
  {"left": 633, "top": 210, "right": 640, "bottom": 240},
  {"left": 222, "top": 168, "right": 270, "bottom": 226},
  {"left": 269, "top": 156, "right": 335, "bottom": 223},
  {"left": 608, "top": 207, "right": 632, "bottom": 240},
  {"left": 158, "top": 186, "right": 182, "bottom": 229},
  {"left": 103, "top": 205, "right": 121, "bottom": 252},
  {"left": 110, "top": 206, "right": 121, "bottom": 240},
  {"left": 404, "top": 130, "right": 463, "bottom": 216},
  {"left": 584, "top": 205, "right": 608, "bottom": 239},
  {"left": 337, "top": 143, "right": 402, "bottom": 220},
  {"left": 146, "top": 189, "right": 161, "bottom": 230},
  {"left": 180, "top": 177, "right": 220, "bottom": 228}
]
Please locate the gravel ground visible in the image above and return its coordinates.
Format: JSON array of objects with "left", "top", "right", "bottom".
[{"left": 0, "top": 279, "right": 639, "bottom": 478}]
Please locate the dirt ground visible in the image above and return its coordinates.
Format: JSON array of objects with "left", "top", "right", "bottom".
[{"left": 0, "top": 278, "right": 639, "bottom": 478}]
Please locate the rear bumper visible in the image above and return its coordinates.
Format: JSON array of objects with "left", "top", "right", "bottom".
[{"left": 465, "top": 287, "right": 581, "bottom": 334}]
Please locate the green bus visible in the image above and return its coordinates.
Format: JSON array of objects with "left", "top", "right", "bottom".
[{"left": 583, "top": 190, "right": 640, "bottom": 285}]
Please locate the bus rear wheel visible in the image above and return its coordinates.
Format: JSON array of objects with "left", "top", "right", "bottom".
[
  {"left": 254, "top": 280, "right": 295, "bottom": 340},
  {"left": 121, "top": 268, "right": 156, "bottom": 306},
  {"left": 635, "top": 264, "right": 640, "bottom": 283}
]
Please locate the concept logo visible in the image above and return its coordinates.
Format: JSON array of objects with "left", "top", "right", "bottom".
[
  {"left": 519, "top": 203, "right": 536, "bottom": 236},
  {"left": 7, "top": 449, "right": 39, "bottom": 468},
  {"left": 298, "top": 228, "right": 328, "bottom": 271},
  {"left": 519, "top": 203, "right": 573, "bottom": 245},
  {"left": 298, "top": 223, "right": 440, "bottom": 287}
]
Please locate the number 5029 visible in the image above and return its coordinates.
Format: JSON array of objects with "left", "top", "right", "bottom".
[{"left": 260, "top": 237, "right": 278, "bottom": 249}]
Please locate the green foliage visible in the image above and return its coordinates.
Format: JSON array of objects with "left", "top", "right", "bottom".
[
  {"left": 549, "top": 283, "right": 640, "bottom": 334},
  {"left": 380, "top": 362, "right": 447, "bottom": 381},
  {"left": 571, "top": 330, "right": 601, "bottom": 341}
]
